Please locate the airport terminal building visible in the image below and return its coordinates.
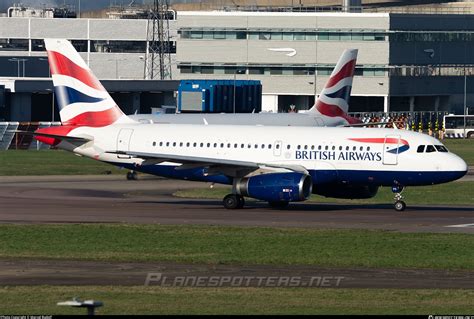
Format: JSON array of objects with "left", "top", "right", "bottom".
[
  {"left": 177, "top": 11, "right": 474, "bottom": 114},
  {"left": 0, "top": 7, "right": 474, "bottom": 121}
]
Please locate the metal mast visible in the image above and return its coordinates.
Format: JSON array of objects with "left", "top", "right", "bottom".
[{"left": 144, "top": 0, "right": 172, "bottom": 80}]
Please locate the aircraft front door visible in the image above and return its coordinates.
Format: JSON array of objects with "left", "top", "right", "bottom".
[
  {"left": 383, "top": 134, "right": 400, "bottom": 165},
  {"left": 116, "top": 128, "right": 134, "bottom": 158}
]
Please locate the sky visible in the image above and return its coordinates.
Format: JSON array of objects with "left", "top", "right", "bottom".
[{"left": 0, "top": 0, "right": 201, "bottom": 13}]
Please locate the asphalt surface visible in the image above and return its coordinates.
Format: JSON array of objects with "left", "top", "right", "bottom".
[
  {"left": 1, "top": 259, "right": 472, "bottom": 288},
  {"left": 0, "top": 175, "right": 472, "bottom": 233},
  {"left": 0, "top": 175, "right": 472, "bottom": 288}
]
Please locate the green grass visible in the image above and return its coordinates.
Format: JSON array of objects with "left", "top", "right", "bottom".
[
  {"left": 0, "top": 150, "right": 122, "bottom": 175},
  {"left": 443, "top": 139, "right": 474, "bottom": 165},
  {"left": 0, "top": 286, "right": 472, "bottom": 314},
  {"left": 175, "top": 181, "right": 474, "bottom": 206},
  {"left": 0, "top": 224, "right": 472, "bottom": 270}
]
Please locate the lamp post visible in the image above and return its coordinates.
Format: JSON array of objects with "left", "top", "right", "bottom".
[
  {"left": 8, "top": 58, "right": 28, "bottom": 77},
  {"left": 45, "top": 88, "right": 55, "bottom": 122},
  {"left": 464, "top": 67, "right": 467, "bottom": 139},
  {"left": 233, "top": 71, "right": 236, "bottom": 114},
  {"left": 233, "top": 68, "right": 246, "bottom": 114},
  {"left": 308, "top": 67, "right": 317, "bottom": 108},
  {"left": 107, "top": 57, "right": 127, "bottom": 79}
]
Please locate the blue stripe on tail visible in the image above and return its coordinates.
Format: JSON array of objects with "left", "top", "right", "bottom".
[
  {"left": 325, "top": 85, "right": 352, "bottom": 102},
  {"left": 54, "top": 86, "right": 105, "bottom": 110}
]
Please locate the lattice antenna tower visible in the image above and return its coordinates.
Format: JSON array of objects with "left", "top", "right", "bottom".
[{"left": 144, "top": 0, "right": 172, "bottom": 80}]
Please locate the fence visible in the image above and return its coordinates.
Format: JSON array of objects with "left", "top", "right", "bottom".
[
  {"left": 349, "top": 111, "right": 453, "bottom": 139},
  {"left": 0, "top": 122, "right": 61, "bottom": 150}
]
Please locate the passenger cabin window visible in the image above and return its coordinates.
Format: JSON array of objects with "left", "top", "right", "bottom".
[
  {"left": 417, "top": 145, "right": 425, "bottom": 153},
  {"left": 152, "top": 142, "right": 156, "bottom": 146},
  {"left": 426, "top": 145, "right": 436, "bottom": 153}
]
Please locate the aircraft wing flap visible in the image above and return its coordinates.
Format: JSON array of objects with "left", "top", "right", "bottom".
[
  {"left": 107, "top": 150, "right": 260, "bottom": 169},
  {"left": 107, "top": 150, "right": 308, "bottom": 175}
]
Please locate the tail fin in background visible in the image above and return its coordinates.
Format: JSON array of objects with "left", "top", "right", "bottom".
[
  {"left": 44, "top": 38, "right": 134, "bottom": 127},
  {"left": 308, "top": 49, "right": 360, "bottom": 124}
]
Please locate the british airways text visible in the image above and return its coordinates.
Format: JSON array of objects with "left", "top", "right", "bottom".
[{"left": 295, "top": 150, "right": 383, "bottom": 162}]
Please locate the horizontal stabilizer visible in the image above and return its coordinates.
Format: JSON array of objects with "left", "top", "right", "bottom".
[{"left": 15, "top": 130, "right": 92, "bottom": 143}]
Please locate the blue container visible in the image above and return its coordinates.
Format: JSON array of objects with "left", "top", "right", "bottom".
[{"left": 178, "top": 80, "right": 262, "bottom": 113}]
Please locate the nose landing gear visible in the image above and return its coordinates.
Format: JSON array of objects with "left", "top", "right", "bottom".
[{"left": 392, "top": 184, "right": 406, "bottom": 212}]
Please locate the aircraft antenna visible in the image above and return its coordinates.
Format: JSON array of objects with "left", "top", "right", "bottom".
[{"left": 144, "top": 0, "right": 172, "bottom": 80}]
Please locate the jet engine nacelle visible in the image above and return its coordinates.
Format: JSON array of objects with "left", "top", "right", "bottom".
[
  {"left": 314, "top": 184, "right": 379, "bottom": 199},
  {"left": 235, "top": 172, "right": 313, "bottom": 202}
]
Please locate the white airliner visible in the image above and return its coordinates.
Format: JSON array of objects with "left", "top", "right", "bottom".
[
  {"left": 130, "top": 48, "right": 361, "bottom": 127},
  {"left": 33, "top": 39, "right": 468, "bottom": 212}
]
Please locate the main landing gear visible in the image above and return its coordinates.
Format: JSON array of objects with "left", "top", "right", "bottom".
[
  {"left": 392, "top": 184, "right": 406, "bottom": 212},
  {"left": 223, "top": 194, "right": 245, "bottom": 209},
  {"left": 126, "top": 170, "right": 138, "bottom": 180}
]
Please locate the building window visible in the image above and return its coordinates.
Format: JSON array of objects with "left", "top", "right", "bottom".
[
  {"left": 90, "top": 40, "right": 146, "bottom": 53},
  {"left": 259, "top": 33, "right": 271, "bottom": 40},
  {"left": 0, "top": 38, "right": 28, "bottom": 51},
  {"left": 71, "top": 40, "right": 88, "bottom": 52},
  {"left": 190, "top": 31, "right": 203, "bottom": 39}
]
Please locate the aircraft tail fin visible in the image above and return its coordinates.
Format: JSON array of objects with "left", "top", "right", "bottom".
[
  {"left": 44, "top": 38, "right": 134, "bottom": 127},
  {"left": 308, "top": 49, "right": 360, "bottom": 124}
]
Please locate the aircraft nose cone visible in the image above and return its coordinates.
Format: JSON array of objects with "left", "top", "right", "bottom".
[{"left": 450, "top": 154, "right": 468, "bottom": 181}]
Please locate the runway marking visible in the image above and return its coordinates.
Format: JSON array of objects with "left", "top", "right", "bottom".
[{"left": 445, "top": 223, "right": 474, "bottom": 228}]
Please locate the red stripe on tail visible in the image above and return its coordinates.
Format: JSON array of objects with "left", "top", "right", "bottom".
[
  {"left": 62, "top": 107, "right": 123, "bottom": 127},
  {"left": 325, "top": 59, "right": 356, "bottom": 89},
  {"left": 316, "top": 101, "right": 361, "bottom": 124},
  {"left": 47, "top": 50, "right": 105, "bottom": 92}
]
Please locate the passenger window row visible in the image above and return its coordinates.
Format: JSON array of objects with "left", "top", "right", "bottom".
[
  {"left": 417, "top": 145, "right": 449, "bottom": 153},
  {"left": 152, "top": 141, "right": 274, "bottom": 149},
  {"left": 151, "top": 141, "right": 370, "bottom": 152}
]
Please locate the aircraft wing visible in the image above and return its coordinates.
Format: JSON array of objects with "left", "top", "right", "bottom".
[{"left": 106, "top": 150, "right": 308, "bottom": 176}]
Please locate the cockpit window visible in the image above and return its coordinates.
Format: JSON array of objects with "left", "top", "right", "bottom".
[
  {"left": 435, "top": 145, "right": 448, "bottom": 152},
  {"left": 426, "top": 145, "right": 436, "bottom": 153},
  {"left": 417, "top": 145, "right": 425, "bottom": 153}
]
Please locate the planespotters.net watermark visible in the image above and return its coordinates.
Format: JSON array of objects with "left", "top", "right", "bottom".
[{"left": 144, "top": 273, "right": 344, "bottom": 287}]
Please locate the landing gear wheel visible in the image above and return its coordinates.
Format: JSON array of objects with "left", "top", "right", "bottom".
[
  {"left": 126, "top": 171, "right": 138, "bottom": 180},
  {"left": 394, "top": 200, "right": 406, "bottom": 212},
  {"left": 223, "top": 194, "right": 240, "bottom": 209},
  {"left": 268, "top": 201, "right": 289, "bottom": 209},
  {"left": 237, "top": 196, "right": 245, "bottom": 209}
]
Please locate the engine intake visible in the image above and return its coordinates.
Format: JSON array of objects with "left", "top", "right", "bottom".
[{"left": 235, "top": 172, "right": 312, "bottom": 202}]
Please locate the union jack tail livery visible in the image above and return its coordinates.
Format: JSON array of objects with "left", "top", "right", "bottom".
[
  {"left": 44, "top": 38, "right": 133, "bottom": 127},
  {"left": 308, "top": 49, "right": 360, "bottom": 124}
]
